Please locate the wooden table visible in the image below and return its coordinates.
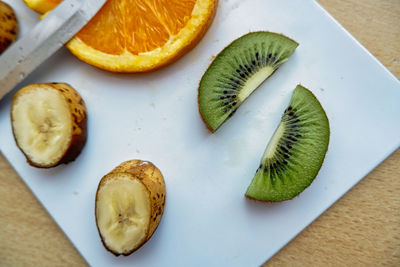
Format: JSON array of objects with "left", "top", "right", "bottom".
[{"left": 1, "top": 0, "right": 399, "bottom": 266}]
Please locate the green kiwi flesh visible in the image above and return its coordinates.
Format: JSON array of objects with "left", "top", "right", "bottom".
[
  {"left": 246, "top": 85, "right": 330, "bottom": 202},
  {"left": 198, "top": 31, "right": 298, "bottom": 132}
]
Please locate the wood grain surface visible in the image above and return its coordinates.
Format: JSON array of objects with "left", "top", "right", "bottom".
[{"left": 0, "top": 0, "right": 399, "bottom": 266}]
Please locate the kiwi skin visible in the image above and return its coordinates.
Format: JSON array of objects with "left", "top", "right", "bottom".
[
  {"left": 245, "top": 85, "right": 330, "bottom": 202},
  {"left": 198, "top": 31, "right": 298, "bottom": 132}
]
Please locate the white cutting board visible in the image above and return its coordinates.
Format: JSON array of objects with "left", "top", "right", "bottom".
[{"left": 1, "top": 0, "right": 399, "bottom": 266}]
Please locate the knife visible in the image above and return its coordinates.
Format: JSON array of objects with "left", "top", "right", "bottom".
[{"left": 0, "top": 0, "right": 106, "bottom": 101}]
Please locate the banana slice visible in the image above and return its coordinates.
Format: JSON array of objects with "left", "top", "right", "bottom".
[
  {"left": 96, "top": 160, "right": 166, "bottom": 256},
  {"left": 11, "top": 83, "right": 87, "bottom": 168},
  {"left": 0, "top": 0, "right": 18, "bottom": 53}
]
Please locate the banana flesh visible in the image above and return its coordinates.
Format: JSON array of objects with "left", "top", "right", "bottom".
[
  {"left": 0, "top": 1, "right": 18, "bottom": 53},
  {"left": 96, "top": 174, "right": 151, "bottom": 255},
  {"left": 11, "top": 87, "right": 72, "bottom": 166}
]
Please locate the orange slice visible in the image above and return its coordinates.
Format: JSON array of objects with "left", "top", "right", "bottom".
[
  {"left": 23, "top": 0, "right": 60, "bottom": 14},
  {"left": 24, "top": 0, "right": 218, "bottom": 72}
]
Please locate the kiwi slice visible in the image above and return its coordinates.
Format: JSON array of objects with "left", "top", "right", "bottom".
[
  {"left": 245, "top": 85, "right": 330, "bottom": 202},
  {"left": 198, "top": 31, "right": 298, "bottom": 132}
]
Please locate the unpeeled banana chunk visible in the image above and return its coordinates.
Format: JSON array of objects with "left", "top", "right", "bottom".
[
  {"left": 95, "top": 160, "right": 166, "bottom": 256},
  {"left": 0, "top": 1, "right": 18, "bottom": 54},
  {"left": 11, "top": 83, "right": 87, "bottom": 168}
]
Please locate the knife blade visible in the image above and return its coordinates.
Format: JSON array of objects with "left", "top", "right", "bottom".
[{"left": 0, "top": 0, "right": 106, "bottom": 101}]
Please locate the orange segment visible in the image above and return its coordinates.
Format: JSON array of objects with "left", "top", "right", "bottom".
[
  {"left": 123, "top": 0, "right": 196, "bottom": 54},
  {"left": 23, "top": 0, "right": 218, "bottom": 72},
  {"left": 77, "top": 0, "right": 125, "bottom": 55}
]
